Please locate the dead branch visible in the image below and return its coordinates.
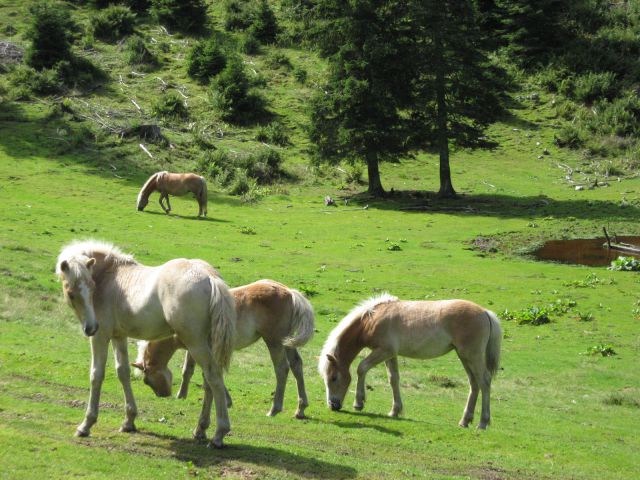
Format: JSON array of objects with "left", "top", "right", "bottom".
[
  {"left": 139, "top": 143, "right": 153, "bottom": 158},
  {"left": 131, "top": 99, "right": 142, "bottom": 111}
]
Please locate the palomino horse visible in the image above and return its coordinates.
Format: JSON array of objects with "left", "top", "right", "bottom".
[
  {"left": 56, "top": 240, "right": 236, "bottom": 448},
  {"left": 135, "top": 279, "right": 315, "bottom": 419},
  {"left": 319, "top": 293, "right": 502, "bottom": 429},
  {"left": 136, "top": 171, "right": 208, "bottom": 217}
]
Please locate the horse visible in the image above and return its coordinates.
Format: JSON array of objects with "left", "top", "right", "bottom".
[
  {"left": 136, "top": 171, "right": 208, "bottom": 217},
  {"left": 135, "top": 279, "right": 315, "bottom": 419},
  {"left": 318, "top": 293, "right": 502, "bottom": 429},
  {"left": 56, "top": 240, "right": 236, "bottom": 448}
]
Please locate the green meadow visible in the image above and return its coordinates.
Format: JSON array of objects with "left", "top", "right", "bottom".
[
  {"left": 1, "top": 100, "right": 639, "bottom": 479},
  {"left": 1, "top": 1, "right": 640, "bottom": 478}
]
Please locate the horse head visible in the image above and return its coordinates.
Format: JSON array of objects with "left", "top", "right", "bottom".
[
  {"left": 57, "top": 256, "right": 99, "bottom": 337},
  {"left": 322, "top": 353, "right": 352, "bottom": 411},
  {"left": 132, "top": 362, "right": 173, "bottom": 397},
  {"left": 136, "top": 194, "right": 149, "bottom": 211}
]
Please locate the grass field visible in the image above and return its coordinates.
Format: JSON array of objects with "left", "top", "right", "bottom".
[{"left": 1, "top": 98, "right": 640, "bottom": 480}]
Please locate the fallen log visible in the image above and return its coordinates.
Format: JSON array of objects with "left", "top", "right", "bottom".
[{"left": 602, "top": 227, "right": 640, "bottom": 254}]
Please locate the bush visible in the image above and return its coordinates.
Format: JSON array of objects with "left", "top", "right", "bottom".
[
  {"left": 573, "top": 72, "right": 617, "bottom": 104},
  {"left": 241, "top": 30, "right": 261, "bottom": 54},
  {"left": 91, "top": 5, "right": 136, "bottom": 42},
  {"left": 152, "top": 91, "right": 188, "bottom": 119},
  {"left": 595, "top": 96, "right": 640, "bottom": 137},
  {"left": 125, "top": 35, "right": 158, "bottom": 66},
  {"left": 151, "top": 0, "right": 207, "bottom": 32},
  {"left": 211, "top": 58, "right": 266, "bottom": 122},
  {"left": 293, "top": 66, "right": 307, "bottom": 83},
  {"left": 9, "top": 65, "right": 63, "bottom": 95},
  {"left": 223, "top": 0, "right": 253, "bottom": 31},
  {"left": 251, "top": 0, "right": 278, "bottom": 44},
  {"left": 255, "top": 122, "right": 289, "bottom": 146},
  {"left": 608, "top": 256, "right": 640, "bottom": 271},
  {"left": 344, "top": 164, "right": 363, "bottom": 184},
  {"left": 187, "top": 38, "right": 227, "bottom": 83},
  {"left": 554, "top": 123, "right": 586, "bottom": 149},
  {"left": 265, "top": 51, "right": 292, "bottom": 70},
  {"left": 25, "top": 1, "right": 77, "bottom": 70}
]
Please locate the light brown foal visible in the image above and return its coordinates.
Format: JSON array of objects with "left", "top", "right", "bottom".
[
  {"left": 136, "top": 279, "right": 315, "bottom": 419},
  {"left": 136, "top": 171, "right": 208, "bottom": 217},
  {"left": 319, "top": 294, "right": 502, "bottom": 429}
]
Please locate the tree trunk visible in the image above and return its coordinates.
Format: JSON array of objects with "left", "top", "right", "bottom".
[
  {"left": 366, "top": 156, "right": 385, "bottom": 197},
  {"left": 434, "top": 21, "right": 457, "bottom": 199}
]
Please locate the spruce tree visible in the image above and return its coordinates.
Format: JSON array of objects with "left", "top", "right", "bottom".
[
  {"left": 25, "top": 1, "right": 76, "bottom": 70},
  {"left": 308, "top": 0, "right": 413, "bottom": 197}
]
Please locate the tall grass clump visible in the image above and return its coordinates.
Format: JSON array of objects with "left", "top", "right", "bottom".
[
  {"left": 152, "top": 91, "right": 188, "bottom": 119},
  {"left": 255, "top": 122, "right": 289, "bottom": 146},
  {"left": 124, "top": 35, "right": 158, "bottom": 67}
]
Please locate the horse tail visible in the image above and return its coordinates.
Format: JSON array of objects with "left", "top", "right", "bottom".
[
  {"left": 485, "top": 310, "right": 502, "bottom": 378},
  {"left": 208, "top": 276, "right": 236, "bottom": 372},
  {"left": 282, "top": 288, "right": 315, "bottom": 348}
]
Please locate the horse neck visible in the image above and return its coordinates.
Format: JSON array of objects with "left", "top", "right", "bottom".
[
  {"left": 139, "top": 174, "right": 158, "bottom": 201},
  {"left": 335, "top": 318, "right": 367, "bottom": 369},
  {"left": 145, "top": 337, "right": 181, "bottom": 370}
]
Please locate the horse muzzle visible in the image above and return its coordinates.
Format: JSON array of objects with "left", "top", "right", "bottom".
[
  {"left": 83, "top": 324, "right": 99, "bottom": 337},
  {"left": 329, "top": 399, "right": 342, "bottom": 411}
]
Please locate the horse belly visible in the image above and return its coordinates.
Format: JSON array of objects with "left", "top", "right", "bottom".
[{"left": 396, "top": 328, "right": 453, "bottom": 359}]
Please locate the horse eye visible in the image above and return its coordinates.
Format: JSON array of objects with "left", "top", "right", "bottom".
[
  {"left": 331, "top": 375, "right": 338, "bottom": 382},
  {"left": 67, "top": 292, "right": 75, "bottom": 300}
]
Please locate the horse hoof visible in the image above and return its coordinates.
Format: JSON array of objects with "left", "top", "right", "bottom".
[
  {"left": 294, "top": 412, "right": 306, "bottom": 420},
  {"left": 266, "top": 409, "right": 281, "bottom": 417},
  {"left": 193, "top": 432, "right": 207, "bottom": 442},
  {"left": 119, "top": 425, "right": 137, "bottom": 433},
  {"left": 477, "top": 423, "right": 488, "bottom": 430},
  {"left": 353, "top": 404, "right": 364, "bottom": 411},
  {"left": 388, "top": 411, "right": 399, "bottom": 418},
  {"left": 75, "top": 429, "right": 89, "bottom": 437}
]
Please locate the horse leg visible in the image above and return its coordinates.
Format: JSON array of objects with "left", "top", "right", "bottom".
[
  {"left": 177, "top": 351, "right": 196, "bottom": 399},
  {"left": 159, "top": 193, "right": 170, "bottom": 213},
  {"left": 111, "top": 337, "right": 138, "bottom": 433},
  {"left": 477, "top": 367, "right": 492, "bottom": 430},
  {"left": 76, "top": 335, "right": 109, "bottom": 437},
  {"left": 187, "top": 345, "right": 230, "bottom": 448},
  {"left": 353, "top": 348, "right": 393, "bottom": 411},
  {"left": 266, "top": 343, "right": 289, "bottom": 417},
  {"left": 458, "top": 357, "right": 480, "bottom": 428},
  {"left": 385, "top": 357, "right": 403, "bottom": 417},
  {"left": 164, "top": 195, "right": 172, "bottom": 213},
  {"left": 286, "top": 348, "right": 308, "bottom": 419}
]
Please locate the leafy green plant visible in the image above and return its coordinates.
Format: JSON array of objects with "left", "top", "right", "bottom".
[
  {"left": 293, "top": 66, "right": 307, "bottom": 84},
  {"left": 250, "top": 0, "right": 278, "bottom": 44},
  {"left": 255, "top": 122, "right": 289, "bottom": 146},
  {"left": 575, "top": 311, "right": 594, "bottom": 322},
  {"left": 587, "top": 344, "right": 617, "bottom": 357},
  {"left": 239, "top": 226, "right": 256, "bottom": 235},
  {"left": 151, "top": 0, "right": 207, "bottom": 32},
  {"left": 24, "top": 1, "right": 76, "bottom": 70},
  {"left": 265, "top": 52, "right": 292, "bottom": 70},
  {"left": 211, "top": 58, "right": 267, "bottom": 122},
  {"left": 387, "top": 243, "right": 402, "bottom": 251},
  {"left": 603, "top": 392, "right": 640, "bottom": 408},
  {"left": 608, "top": 256, "right": 640, "bottom": 271}
]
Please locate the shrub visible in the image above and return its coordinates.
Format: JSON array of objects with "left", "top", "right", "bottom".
[
  {"left": 344, "top": 164, "right": 363, "bottom": 184},
  {"left": 223, "top": 0, "right": 253, "bottom": 31},
  {"left": 265, "top": 51, "right": 292, "bottom": 70},
  {"left": 241, "top": 30, "right": 261, "bottom": 54},
  {"left": 91, "top": 5, "right": 136, "bottom": 42},
  {"left": 573, "top": 72, "right": 617, "bottom": 104},
  {"left": 211, "top": 58, "right": 266, "bottom": 122},
  {"left": 293, "top": 66, "right": 307, "bottom": 83},
  {"left": 554, "top": 123, "right": 586, "bottom": 149},
  {"left": 151, "top": 0, "right": 207, "bottom": 32},
  {"left": 125, "top": 35, "right": 158, "bottom": 66},
  {"left": 187, "top": 38, "right": 227, "bottom": 83},
  {"left": 152, "top": 91, "right": 188, "bottom": 119},
  {"left": 255, "top": 122, "right": 289, "bottom": 146},
  {"left": 595, "top": 96, "right": 640, "bottom": 137},
  {"left": 586, "top": 344, "right": 617, "bottom": 357},
  {"left": 251, "top": 0, "right": 278, "bottom": 44},
  {"left": 25, "top": 1, "right": 76, "bottom": 70}
]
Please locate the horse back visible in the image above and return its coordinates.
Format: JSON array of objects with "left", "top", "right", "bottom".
[
  {"left": 232, "top": 280, "right": 294, "bottom": 347},
  {"left": 364, "top": 300, "right": 489, "bottom": 359}
]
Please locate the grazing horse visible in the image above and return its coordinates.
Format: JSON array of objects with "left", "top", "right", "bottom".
[
  {"left": 319, "top": 294, "right": 502, "bottom": 429},
  {"left": 135, "top": 279, "right": 315, "bottom": 419},
  {"left": 136, "top": 171, "right": 208, "bottom": 217},
  {"left": 56, "top": 240, "right": 236, "bottom": 448}
]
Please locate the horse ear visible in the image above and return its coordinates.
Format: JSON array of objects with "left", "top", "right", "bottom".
[
  {"left": 86, "top": 258, "right": 96, "bottom": 269},
  {"left": 131, "top": 362, "right": 145, "bottom": 371},
  {"left": 326, "top": 354, "right": 338, "bottom": 366},
  {"left": 60, "top": 260, "right": 69, "bottom": 272}
]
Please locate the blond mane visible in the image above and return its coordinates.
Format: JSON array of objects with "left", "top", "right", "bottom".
[
  {"left": 56, "top": 239, "right": 137, "bottom": 276},
  {"left": 318, "top": 293, "right": 398, "bottom": 377}
]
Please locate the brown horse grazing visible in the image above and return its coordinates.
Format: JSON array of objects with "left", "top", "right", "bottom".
[
  {"left": 319, "top": 294, "right": 502, "bottom": 429},
  {"left": 135, "top": 279, "right": 315, "bottom": 419},
  {"left": 136, "top": 171, "right": 208, "bottom": 217}
]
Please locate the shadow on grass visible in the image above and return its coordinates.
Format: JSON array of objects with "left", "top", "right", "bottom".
[
  {"left": 139, "top": 210, "right": 232, "bottom": 223},
  {"left": 139, "top": 431, "right": 357, "bottom": 478},
  {"left": 344, "top": 190, "right": 640, "bottom": 221},
  {"left": 331, "top": 420, "right": 403, "bottom": 437}
]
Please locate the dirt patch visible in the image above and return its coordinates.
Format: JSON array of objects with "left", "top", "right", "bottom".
[
  {"left": 220, "top": 465, "right": 258, "bottom": 479},
  {"left": 0, "top": 42, "right": 23, "bottom": 64},
  {"left": 469, "top": 236, "right": 499, "bottom": 254}
]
